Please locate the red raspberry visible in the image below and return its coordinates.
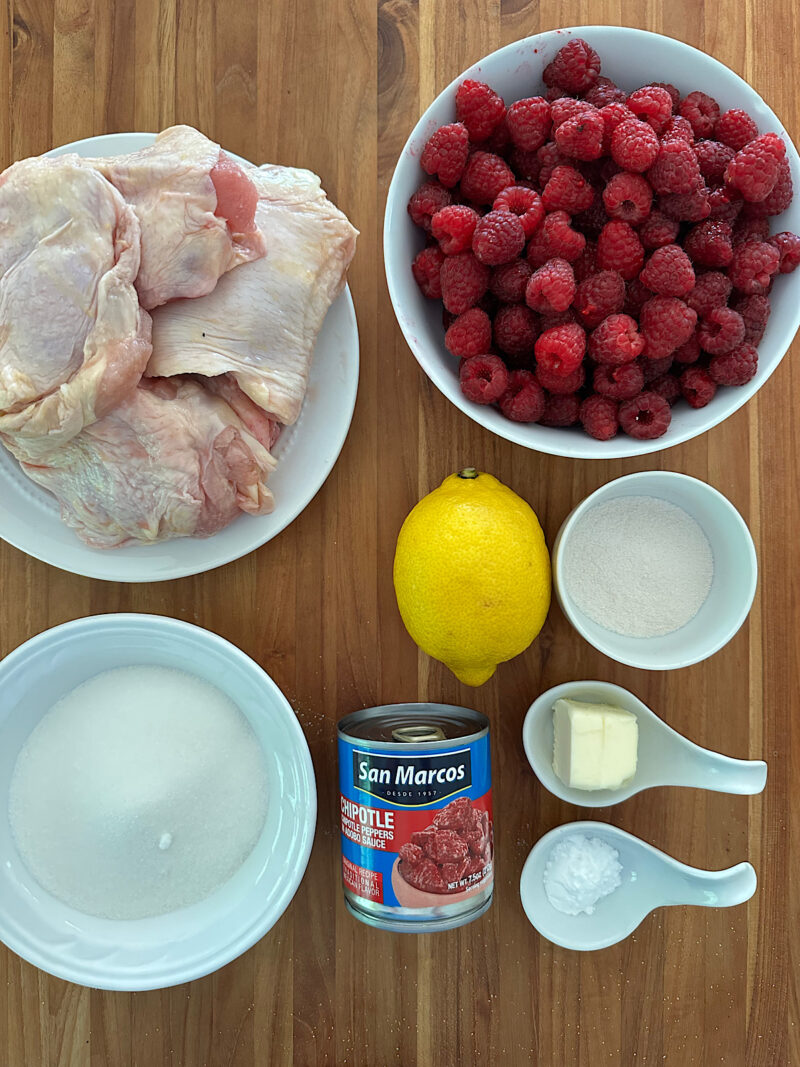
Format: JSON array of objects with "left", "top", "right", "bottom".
[
  {"left": 455, "top": 80, "right": 506, "bottom": 142},
  {"left": 683, "top": 220, "right": 734, "bottom": 268},
  {"left": 489, "top": 259, "right": 532, "bottom": 303},
  {"left": 611, "top": 119, "right": 659, "bottom": 172},
  {"left": 411, "top": 245, "right": 445, "bottom": 298},
  {"left": 535, "top": 361, "right": 585, "bottom": 394},
  {"left": 572, "top": 240, "right": 600, "bottom": 281},
  {"left": 679, "top": 365, "right": 717, "bottom": 407},
  {"left": 506, "top": 96, "right": 552, "bottom": 151},
  {"left": 744, "top": 157, "right": 793, "bottom": 216},
  {"left": 536, "top": 142, "right": 571, "bottom": 186},
  {"left": 599, "top": 103, "right": 636, "bottom": 153},
  {"left": 602, "top": 171, "right": 653, "bottom": 224},
  {"left": 694, "top": 139, "right": 736, "bottom": 182},
  {"left": 707, "top": 184, "right": 743, "bottom": 223},
  {"left": 647, "top": 139, "right": 702, "bottom": 194},
  {"left": 540, "top": 391, "right": 581, "bottom": 426},
  {"left": 686, "top": 270, "right": 732, "bottom": 316},
  {"left": 477, "top": 115, "right": 511, "bottom": 154},
  {"left": 715, "top": 108, "right": 759, "bottom": 151},
  {"left": 525, "top": 258, "right": 576, "bottom": 314},
  {"left": 639, "top": 244, "right": 696, "bottom": 296},
  {"left": 651, "top": 82, "right": 680, "bottom": 112},
  {"left": 641, "top": 354, "right": 675, "bottom": 381},
  {"left": 638, "top": 210, "right": 680, "bottom": 250},
  {"left": 499, "top": 369, "right": 545, "bottom": 421},
  {"left": 444, "top": 307, "right": 493, "bottom": 358},
  {"left": 660, "top": 187, "right": 711, "bottom": 222},
  {"left": 733, "top": 216, "right": 770, "bottom": 245},
  {"left": 770, "top": 231, "right": 800, "bottom": 274},
  {"left": 624, "top": 277, "right": 654, "bottom": 317},
  {"left": 661, "top": 116, "right": 695, "bottom": 144},
  {"left": 550, "top": 97, "right": 595, "bottom": 130},
  {"left": 597, "top": 220, "right": 644, "bottom": 280},
  {"left": 534, "top": 322, "right": 586, "bottom": 376},
  {"left": 545, "top": 85, "right": 569, "bottom": 102},
  {"left": 679, "top": 91, "right": 720, "bottom": 138},
  {"left": 472, "top": 210, "right": 526, "bottom": 265},
  {"left": 408, "top": 181, "right": 452, "bottom": 230},
  {"left": 593, "top": 360, "right": 645, "bottom": 400},
  {"left": 440, "top": 251, "right": 490, "bottom": 314},
  {"left": 725, "top": 134, "right": 786, "bottom": 202},
  {"left": 697, "top": 307, "right": 746, "bottom": 355},
  {"left": 573, "top": 194, "right": 609, "bottom": 239},
  {"left": 459, "top": 354, "right": 509, "bottom": 404},
  {"left": 673, "top": 333, "right": 701, "bottom": 364},
  {"left": 708, "top": 343, "right": 759, "bottom": 386},
  {"left": 459, "top": 151, "right": 516, "bottom": 205},
  {"left": 554, "top": 109, "right": 605, "bottom": 161},
  {"left": 493, "top": 304, "right": 538, "bottom": 357},
  {"left": 543, "top": 38, "right": 601, "bottom": 94},
  {"left": 649, "top": 372, "right": 681, "bottom": 405},
  {"left": 539, "top": 309, "right": 577, "bottom": 331},
  {"left": 573, "top": 269, "right": 625, "bottom": 328},
  {"left": 584, "top": 76, "right": 627, "bottom": 107},
  {"left": 618, "top": 391, "right": 672, "bottom": 439},
  {"left": 640, "top": 296, "right": 698, "bottom": 358},
  {"left": 589, "top": 313, "right": 645, "bottom": 364},
  {"left": 731, "top": 294, "right": 771, "bottom": 344},
  {"left": 727, "top": 240, "right": 780, "bottom": 294},
  {"left": 626, "top": 86, "right": 673, "bottom": 133},
  {"left": 580, "top": 394, "right": 619, "bottom": 440},
  {"left": 493, "top": 185, "right": 545, "bottom": 238},
  {"left": 527, "top": 211, "right": 586, "bottom": 265},
  {"left": 431, "top": 204, "right": 479, "bottom": 254},
  {"left": 541, "top": 165, "right": 595, "bottom": 213},
  {"left": 420, "top": 123, "right": 470, "bottom": 188}
]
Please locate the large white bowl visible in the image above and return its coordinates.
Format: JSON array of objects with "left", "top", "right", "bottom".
[
  {"left": 0, "top": 133, "right": 359, "bottom": 581},
  {"left": 384, "top": 26, "right": 800, "bottom": 458},
  {"left": 0, "top": 614, "right": 316, "bottom": 990}
]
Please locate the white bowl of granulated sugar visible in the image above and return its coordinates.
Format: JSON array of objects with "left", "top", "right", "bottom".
[
  {"left": 0, "top": 614, "right": 316, "bottom": 990},
  {"left": 552, "top": 471, "right": 757, "bottom": 670}
]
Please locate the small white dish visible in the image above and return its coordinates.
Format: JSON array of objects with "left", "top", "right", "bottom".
[
  {"left": 0, "top": 132, "right": 359, "bottom": 582},
  {"left": 520, "top": 821, "right": 756, "bottom": 952},
  {"left": 552, "top": 471, "right": 758, "bottom": 670},
  {"left": 523, "top": 680, "right": 767, "bottom": 807}
]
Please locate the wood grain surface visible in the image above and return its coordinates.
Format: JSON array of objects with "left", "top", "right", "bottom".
[{"left": 0, "top": 1, "right": 798, "bottom": 1064}]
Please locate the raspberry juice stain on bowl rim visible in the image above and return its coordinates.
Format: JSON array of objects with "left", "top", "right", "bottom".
[{"left": 337, "top": 704, "right": 493, "bottom": 933}]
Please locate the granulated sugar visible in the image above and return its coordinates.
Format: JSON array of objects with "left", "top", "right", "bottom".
[
  {"left": 561, "top": 495, "right": 714, "bottom": 638},
  {"left": 9, "top": 665, "right": 268, "bottom": 919}
]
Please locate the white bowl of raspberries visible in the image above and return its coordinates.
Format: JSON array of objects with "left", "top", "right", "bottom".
[{"left": 384, "top": 26, "right": 800, "bottom": 456}]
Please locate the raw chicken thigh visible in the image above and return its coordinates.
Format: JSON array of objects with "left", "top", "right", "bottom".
[
  {"left": 91, "top": 126, "right": 265, "bottom": 309},
  {"left": 146, "top": 164, "right": 358, "bottom": 425},
  {"left": 0, "top": 157, "right": 151, "bottom": 456}
]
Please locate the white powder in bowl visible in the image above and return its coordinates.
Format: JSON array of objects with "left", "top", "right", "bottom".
[
  {"left": 543, "top": 833, "right": 622, "bottom": 916},
  {"left": 561, "top": 495, "right": 714, "bottom": 638}
]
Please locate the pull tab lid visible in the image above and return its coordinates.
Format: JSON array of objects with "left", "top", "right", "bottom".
[{"left": 391, "top": 724, "right": 447, "bottom": 743}]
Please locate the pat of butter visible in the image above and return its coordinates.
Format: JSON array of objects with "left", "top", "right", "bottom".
[{"left": 552, "top": 698, "right": 638, "bottom": 791}]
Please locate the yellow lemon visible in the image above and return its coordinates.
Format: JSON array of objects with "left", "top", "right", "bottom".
[{"left": 393, "top": 468, "right": 551, "bottom": 686}]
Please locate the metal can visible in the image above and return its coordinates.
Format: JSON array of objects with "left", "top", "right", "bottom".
[{"left": 337, "top": 703, "right": 493, "bottom": 933}]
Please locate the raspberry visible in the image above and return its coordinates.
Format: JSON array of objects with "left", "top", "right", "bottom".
[
  {"left": 580, "top": 395, "right": 619, "bottom": 440},
  {"left": 770, "top": 231, "right": 800, "bottom": 274},
  {"left": 459, "top": 354, "right": 509, "bottom": 404},
  {"left": 573, "top": 194, "right": 609, "bottom": 239},
  {"left": 455, "top": 80, "right": 506, "bottom": 142},
  {"left": 708, "top": 342, "right": 759, "bottom": 386},
  {"left": 572, "top": 240, "right": 600, "bottom": 281},
  {"left": 715, "top": 108, "right": 759, "bottom": 151},
  {"left": 477, "top": 115, "right": 511, "bottom": 155},
  {"left": 731, "top": 293, "right": 771, "bottom": 344},
  {"left": 506, "top": 96, "right": 552, "bottom": 151},
  {"left": 647, "top": 139, "right": 702, "bottom": 194},
  {"left": 593, "top": 360, "right": 645, "bottom": 400},
  {"left": 550, "top": 97, "right": 595, "bottom": 130},
  {"left": 599, "top": 103, "right": 636, "bottom": 153},
  {"left": 420, "top": 124, "right": 470, "bottom": 188},
  {"left": 408, "top": 181, "right": 452, "bottom": 230},
  {"left": 618, "top": 391, "right": 672, "bottom": 438},
  {"left": 697, "top": 307, "right": 746, "bottom": 355},
  {"left": 649, "top": 372, "right": 681, "bottom": 405},
  {"left": 431, "top": 204, "right": 479, "bottom": 254},
  {"left": 641, "top": 355, "right": 674, "bottom": 381},
  {"left": 683, "top": 220, "right": 734, "bottom": 268},
  {"left": 536, "top": 361, "right": 585, "bottom": 394},
  {"left": 584, "top": 76, "right": 627, "bottom": 107},
  {"left": 638, "top": 210, "right": 680, "bottom": 250},
  {"left": 589, "top": 313, "right": 645, "bottom": 364},
  {"left": 640, "top": 296, "right": 698, "bottom": 358},
  {"left": 640, "top": 244, "right": 696, "bottom": 296},
  {"left": 537, "top": 142, "right": 571, "bottom": 186},
  {"left": 661, "top": 116, "right": 695, "bottom": 144},
  {"left": 725, "top": 134, "right": 785, "bottom": 202},
  {"left": 651, "top": 82, "right": 680, "bottom": 112},
  {"left": 727, "top": 240, "right": 780, "bottom": 294},
  {"left": 539, "top": 308, "right": 577, "bottom": 331},
  {"left": 543, "top": 38, "right": 601, "bottom": 94},
  {"left": 527, "top": 211, "right": 586, "bottom": 265},
  {"left": 672, "top": 333, "right": 701, "bottom": 364},
  {"left": 602, "top": 171, "right": 653, "bottom": 224},
  {"left": 554, "top": 109, "right": 605, "bottom": 161},
  {"left": 411, "top": 245, "right": 445, "bottom": 298},
  {"left": 534, "top": 322, "right": 586, "bottom": 376},
  {"left": 624, "top": 277, "right": 653, "bottom": 317},
  {"left": 541, "top": 165, "right": 595, "bottom": 213},
  {"left": 707, "top": 184, "right": 743, "bottom": 223},
  {"left": 679, "top": 91, "right": 720, "bottom": 138},
  {"left": 489, "top": 259, "right": 532, "bottom": 303},
  {"left": 573, "top": 269, "right": 625, "bottom": 327},
  {"left": 525, "top": 257, "right": 576, "bottom": 314},
  {"left": 660, "top": 187, "right": 711, "bottom": 222},
  {"left": 440, "top": 251, "right": 490, "bottom": 314},
  {"left": 545, "top": 85, "right": 569, "bottom": 102},
  {"left": 611, "top": 119, "right": 659, "bottom": 172},
  {"left": 493, "top": 185, "right": 545, "bottom": 237},
  {"left": 597, "top": 220, "right": 644, "bottom": 279},
  {"left": 444, "top": 307, "right": 493, "bottom": 358},
  {"left": 627, "top": 86, "right": 673, "bottom": 133},
  {"left": 472, "top": 210, "right": 526, "bottom": 265},
  {"left": 733, "top": 216, "right": 770, "bottom": 245},
  {"left": 459, "top": 151, "right": 516, "bottom": 205},
  {"left": 540, "top": 391, "right": 581, "bottom": 426},
  {"left": 680, "top": 365, "right": 717, "bottom": 407},
  {"left": 694, "top": 140, "right": 736, "bottom": 182},
  {"left": 493, "top": 304, "right": 538, "bottom": 357},
  {"left": 744, "top": 157, "right": 793, "bottom": 216},
  {"left": 499, "top": 369, "right": 545, "bottom": 421}
]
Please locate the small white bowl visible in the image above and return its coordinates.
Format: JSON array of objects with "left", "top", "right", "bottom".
[
  {"left": 0, "top": 614, "right": 316, "bottom": 990},
  {"left": 384, "top": 26, "right": 800, "bottom": 459},
  {"left": 551, "top": 471, "right": 757, "bottom": 670}
]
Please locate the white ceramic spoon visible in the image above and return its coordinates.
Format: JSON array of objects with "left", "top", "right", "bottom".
[
  {"left": 523, "top": 680, "right": 767, "bottom": 807},
  {"left": 520, "top": 821, "right": 757, "bottom": 951}
]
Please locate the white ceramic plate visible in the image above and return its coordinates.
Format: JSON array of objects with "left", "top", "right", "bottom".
[{"left": 0, "top": 133, "right": 359, "bottom": 581}]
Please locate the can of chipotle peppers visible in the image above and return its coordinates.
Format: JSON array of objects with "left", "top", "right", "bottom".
[{"left": 337, "top": 704, "right": 493, "bottom": 933}]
